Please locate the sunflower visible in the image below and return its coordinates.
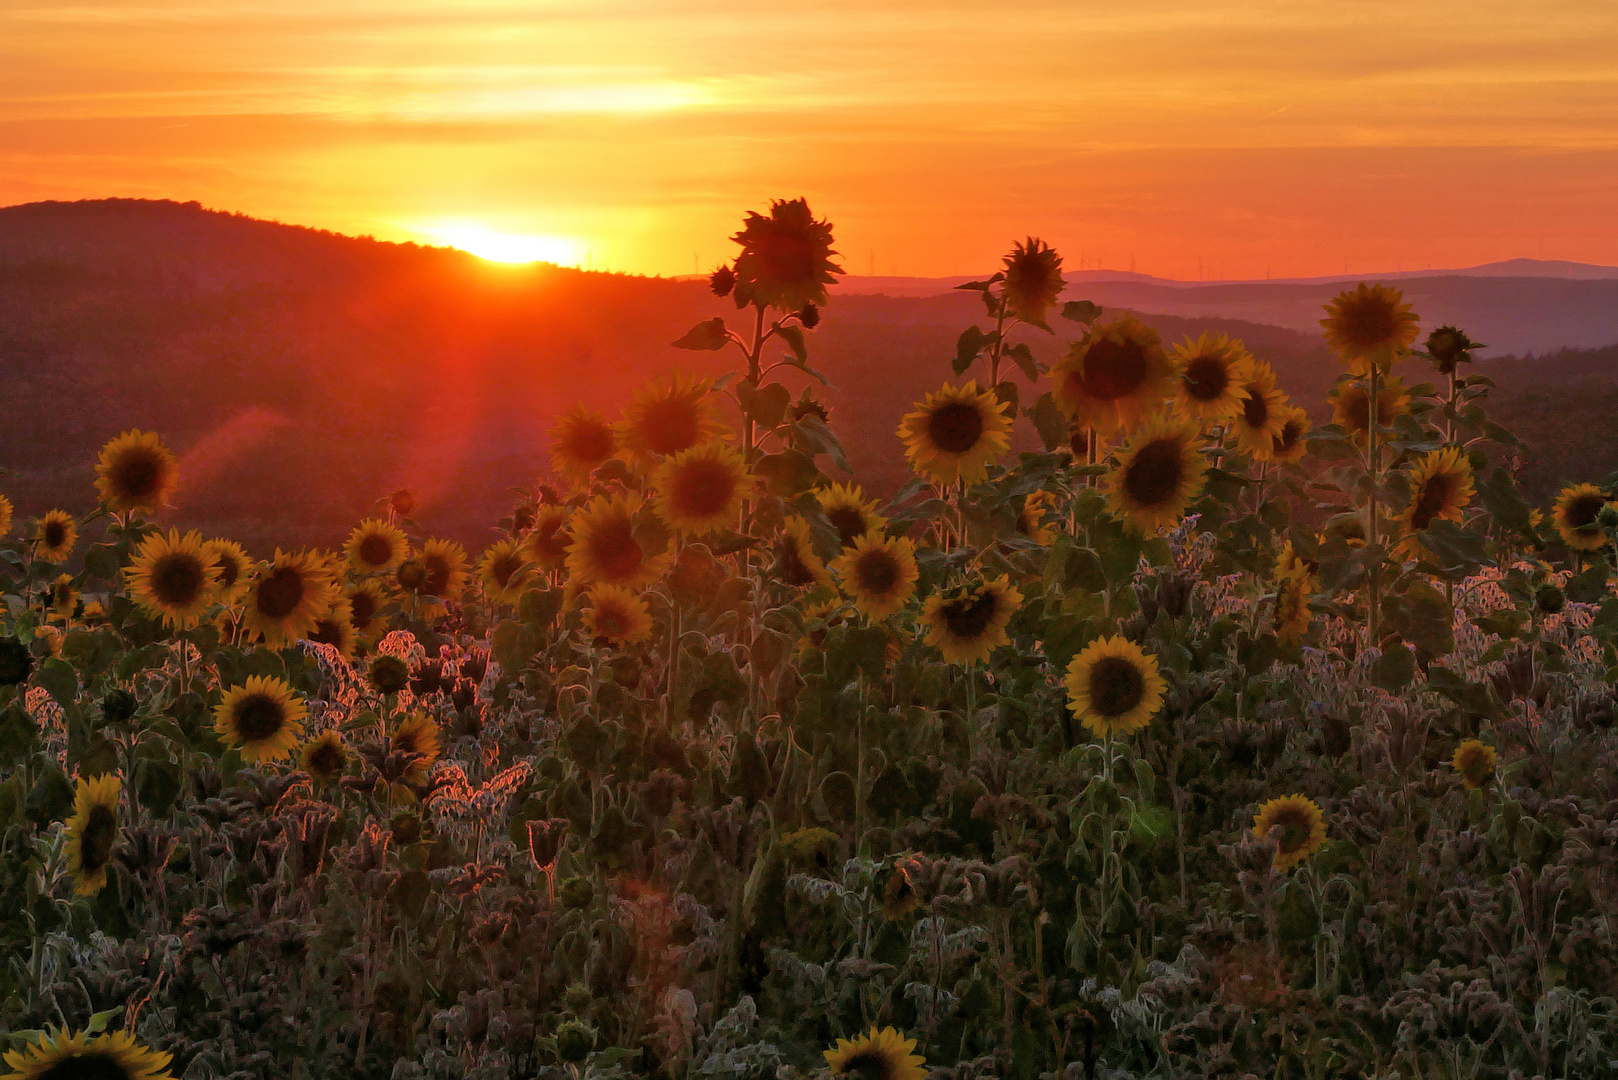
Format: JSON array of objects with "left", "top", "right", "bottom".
[
  {"left": 881, "top": 865, "right": 921, "bottom": 919},
  {"left": 618, "top": 373, "right": 725, "bottom": 467},
  {"left": 1229, "top": 361, "right": 1288, "bottom": 461},
  {"left": 0, "top": 493, "right": 11, "bottom": 537},
  {"left": 1001, "top": 236, "right": 1065, "bottom": 327},
  {"left": 523, "top": 505, "right": 573, "bottom": 573},
  {"left": 730, "top": 197, "right": 842, "bottom": 312},
  {"left": 201, "top": 538, "right": 252, "bottom": 605},
  {"left": 1320, "top": 283, "right": 1420, "bottom": 375},
  {"left": 1105, "top": 415, "right": 1207, "bottom": 535},
  {"left": 1272, "top": 570, "right": 1314, "bottom": 646},
  {"left": 1269, "top": 405, "right": 1311, "bottom": 464},
  {"left": 1552, "top": 482, "right": 1613, "bottom": 552},
  {"left": 477, "top": 538, "right": 533, "bottom": 605},
  {"left": 921, "top": 576, "right": 1023, "bottom": 665},
  {"left": 94, "top": 429, "right": 179, "bottom": 516},
  {"left": 548, "top": 405, "right": 620, "bottom": 482},
  {"left": 1065, "top": 636, "right": 1166, "bottom": 738},
  {"left": 830, "top": 532, "right": 919, "bottom": 621},
  {"left": 1396, "top": 446, "right": 1475, "bottom": 557},
  {"left": 1252, "top": 794, "right": 1327, "bottom": 871},
  {"left": 1170, "top": 333, "right": 1253, "bottom": 422},
  {"left": 345, "top": 580, "right": 392, "bottom": 639},
  {"left": 392, "top": 712, "right": 442, "bottom": 784},
  {"left": 566, "top": 494, "right": 670, "bottom": 590},
  {"left": 49, "top": 575, "right": 78, "bottom": 620},
  {"left": 308, "top": 599, "right": 357, "bottom": 660},
  {"left": 242, "top": 550, "right": 337, "bottom": 647},
  {"left": 584, "top": 584, "right": 655, "bottom": 646},
  {"left": 346, "top": 519, "right": 408, "bottom": 574},
  {"left": 1275, "top": 539, "right": 1318, "bottom": 580},
  {"left": 1452, "top": 739, "right": 1497, "bottom": 790},
  {"left": 124, "top": 529, "right": 222, "bottom": 629},
  {"left": 816, "top": 483, "right": 889, "bottom": 549},
  {"left": 215, "top": 675, "right": 307, "bottom": 763},
  {"left": 300, "top": 730, "right": 349, "bottom": 784},
  {"left": 33, "top": 510, "right": 77, "bottom": 564},
  {"left": 1, "top": 1027, "right": 174, "bottom": 1080},
  {"left": 652, "top": 441, "right": 755, "bottom": 536},
  {"left": 411, "top": 537, "right": 467, "bottom": 604},
  {"left": 897, "top": 381, "right": 1014, "bottom": 486},
  {"left": 775, "top": 516, "right": 831, "bottom": 588},
  {"left": 1329, "top": 376, "right": 1412, "bottom": 448},
  {"left": 1015, "top": 490, "right": 1058, "bottom": 545},
  {"left": 64, "top": 773, "right": 120, "bottom": 896},
  {"left": 823, "top": 1026, "right": 927, "bottom": 1080},
  {"left": 1048, "top": 316, "right": 1178, "bottom": 437}
]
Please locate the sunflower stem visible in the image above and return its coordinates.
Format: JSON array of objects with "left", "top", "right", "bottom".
[
  {"left": 965, "top": 663, "right": 978, "bottom": 767},
  {"left": 1366, "top": 365, "right": 1382, "bottom": 646}
]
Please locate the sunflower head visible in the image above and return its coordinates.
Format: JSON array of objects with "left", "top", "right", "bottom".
[
  {"left": 368, "top": 654, "right": 411, "bottom": 696},
  {"left": 243, "top": 550, "right": 338, "bottom": 648},
  {"left": 618, "top": 373, "right": 726, "bottom": 467},
  {"left": 214, "top": 675, "right": 307, "bottom": 763},
  {"left": 392, "top": 712, "right": 442, "bottom": 784},
  {"left": 816, "top": 483, "right": 888, "bottom": 549},
  {"left": 300, "top": 730, "right": 349, "bottom": 784},
  {"left": 124, "top": 528, "right": 222, "bottom": 629},
  {"left": 95, "top": 429, "right": 179, "bottom": 515},
  {"left": 1424, "top": 324, "right": 1484, "bottom": 375},
  {"left": 1170, "top": 333, "right": 1254, "bottom": 422},
  {"left": 651, "top": 441, "right": 754, "bottom": 537},
  {"left": 1230, "top": 361, "right": 1288, "bottom": 461},
  {"left": 418, "top": 538, "right": 470, "bottom": 603},
  {"left": 1320, "top": 283, "right": 1420, "bottom": 375},
  {"left": 1, "top": 1027, "right": 175, "bottom": 1080},
  {"left": 34, "top": 510, "right": 77, "bottom": 564},
  {"left": 584, "top": 584, "right": 655, "bottom": 647},
  {"left": 549, "top": 405, "right": 620, "bottom": 483},
  {"left": 0, "top": 493, "right": 12, "bottom": 537},
  {"left": 897, "top": 381, "right": 1014, "bottom": 485},
  {"left": 347, "top": 519, "right": 409, "bottom": 574},
  {"left": 730, "top": 197, "right": 842, "bottom": 312},
  {"left": 774, "top": 516, "right": 831, "bottom": 589},
  {"left": 1552, "top": 482, "right": 1614, "bottom": 552},
  {"left": 1452, "top": 739, "right": 1497, "bottom": 789},
  {"left": 201, "top": 538, "right": 252, "bottom": 604},
  {"left": 1397, "top": 446, "right": 1476, "bottom": 556},
  {"left": 345, "top": 580, "right": 392, "bottom": 638},
  {"left": 1064, "top": 636, "right": 1166, "bottom": 738},
  {"left": 523, "top": 505, "right": 573, "bottom": 572},
  {"left": 1252, "top": 794, "right": 1327, "bottom": 871},
  {"left": 1049, "top": 316, "right": 1177, "bottom": 436},
  {"left": 1270, "top": 405, "right": 1311, "bottom": 464},
  {"left": 308, "top": 600, "right": 357, "bottom": 660},
  {"left": 823, "top": 1026, "right": 927, "bottom": 1080},
  {"left": 65, "top": 773, "right": 120, "bottom": 896},
  {"left": 1272, "top": 571, "right": 1314, "bottom": 646},
  {"left": 830, "top": 532, "right": 919, "bottom": 621},
  {"left": 1000, "top": 237, "right": 1065, "bottom": 328},
  {"left": 1015, "top": 490, "right": 1058, "bottom": 545},
  {"left": 49, "top": 574, "right": 78, "bottom": 619},
  {"left": 1105, "top": 414, "right": 1207, "bottom": 535},
  {"left": 566, "top": 494, "right": 670, "bottom": 590},
  {"left": 1329, "top": 376, "right": 1412, "bottom": 449},
  {"left": 921, "top": 576, "right": 1023, "bottom": 665},
  {"left": 478, "top": 538, "right": 532, "bottom": 605}
]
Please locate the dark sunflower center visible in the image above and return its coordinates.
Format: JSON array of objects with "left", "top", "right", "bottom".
[
  {"left": 589, "top": 519, "right": 645, "bottom": 580},
  {"left": 80, "top": 803, "right": 118, "bottom": 872},
  {"left": 1077, "top": 337, "right": 1149, "bottom": 400},
  {"left": 1410, "top": 472, "right": 1457, "bottom": 531},
  {"left": 926, "top": 402, "right": 985, "bottom": 455},
  {"left": 256, "top": 567, "right": 306, "bottom": 619},
  {"left": 566, "top": 421, "right": 616, "bottom": 464},
  {"left": 349, "top": 591, "right": 378, "bottom": 624},
  {"left": 112, "top": 448, "right": 164, "bottom": 500},
  {"left": 422, "top": 554, "right": 454, "bottom": 597},
  {"left": 153, "top": 553, "right": 207, "bottom": 607},
  {"left": 777, "top": 539, "right": 816, "bottom": 586},
  {"left": 642, "top": 401, "right": 701, "bottom": 456},
  {"left": 1270, "top": 807, "right": 1313, "bottom": 854},
  {"left": 36, "top": 1050, "right": 135, "bottom": 1080},
  {"left": 855, "top": 551, "right": 900, "bottom": 595},
  {"left": 532, "top": 522, "right": 569, "bottom": 562},
  {"left": 672, "top": 459, "right": 738, "bottom": 519},
  {"left": 826, "top": 507, "right": 867, "bottom": 548},
  {"left": 490, "top": 554, "right": 523, "bottom": 587},
  {"left": 358, "top": 533, "right": 395, "bottom": 567},
  {"left": 1241, "top": 388, "right": 1270, "bottom": 430},
  {"left": 216, "top": 556, "right": 240, "bottom": 589},
  {"left": 232, "top": 693, "right": 288, "bottom": 742},
  {"left": 397, "top": 561, "right": 427, "bottom": 591},
  {"left": 310, "top": 619, "right": 345, "bottom": 647},
  {"left": 44, "top": 520, "right": 67, "bottom": 548},
  {"left": 596, "top": 604, "right": 631, "bottom": 638},
  {"left": 1123, "top": 439, "right": 1186, "bottom": 509},
  {"left": 941, "top": 591, "right": 999, "bottom": 639},
  {"left": 836, "top": 1050, "right": 891, "bottom": 1080},
  {"left": 1568, "top": 494, "right": 1605, "bottom": 529},
  {"left": 307, "top": 741, "right": 345, "bottom": 777},
  {"left": 1183, "top": 355, "right": 1230, "bottom": 401},
  {"left": 752, "top": 228, "right": 817, "bottom": 286},
  {"left": 1088, "top": 655, "right": 1145, "bottom": 717},
  {"left": 1342, "top": 298, "right": 1398, "bottom": 347},
  {"left": 1275, "top": 418, "right": 1304, "bottom": 453},
  {"left": 54, "top": 583, "right": 73, "bottom": 606}
]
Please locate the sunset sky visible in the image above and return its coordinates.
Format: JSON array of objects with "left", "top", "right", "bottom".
[{"left": 4, "top": 0, "right": 1617, "bottom": 278}]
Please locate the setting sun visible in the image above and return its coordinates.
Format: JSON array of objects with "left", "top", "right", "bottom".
[{"left": 418, "top": 223, "right": 584, "bottom": 266}]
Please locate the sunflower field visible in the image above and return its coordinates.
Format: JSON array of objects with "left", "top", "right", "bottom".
[{"left": 4, "top": 201, "right": 1618, "bottom": 1080}]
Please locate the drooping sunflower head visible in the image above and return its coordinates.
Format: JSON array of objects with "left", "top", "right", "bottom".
[
  {"left": 1, "top": 1027, "right": 175, "bottom": 1080},
  {"left": 651, "top": 440, "right": 754, "bottom": 537},
  {"left": 1398, "top": 446, "right": 1476, "bottom": 552},
  {"left": 1049, "top": 316, "right": 1177, "bottom": 436},
  {"left": 1230, "top": 361, "right": 1288, "bottom": 461},
  {"left": 618, "top": 373, "right": 725, "bottom": 465},
  {"left": 214, "top": 675, "right": 307, "bottom": 764},
  {"left": 201, "top": 538, "right": 252, "bottom": 605},
  {"left": 1269, "top": 405, "right": 1312, "bottom": 464},
  {"left": 1000, "top": 236, "right": 1065, "bottom": 327},
  {"left": 417, "top": 537, "right": 470, "bottom": 603},
  {"left": 1274, "top": 539, "right": 1318, "bottom": 581},
  {"left": 94, "top": 429, "right": 179, "bottom": 516},
  {"left": 34, "top": 510, "right": 77, "bottom": 564},
  {"left": 478, "top": 538, "right": 533, "bottom": 605},
  {"left": 346, "top": 518, "right": 409, "bottom": 574},
  {"left": 566, "top": 493, "right": 669, "bottom": 590},
  {"left": 1321, "top": 283, "right": 1420, "bottom": 375},
  {"left": 367, "top": 654, "right": 411, "bottom": 696},
  {"left": 1552, "top": 482, "right": 1614, "bottom": 552},
  {"left": 1016, "top": 490, "right": 1058, "bottom": 545},
  {"left": 49, "top": 574, "right": 79, "bottom": 619},
  {"left": 1064, "top": 635, "right": 1166, "bottom": 738},
  {"left": 774, "top": 516, "right": 831, "bottom": 589},
  {"left": 730, "top": 197, "right": 842, "bottom": 312},
  {"left": 307, "top": 598, "right": 357, "bottom": 660},
  {"left": 921, "top": 576, "right": 1023, "bottom": 665},
  {"left": 1105, "top": 414, "right": 1207, "bottom": 535},
  {"left": 300, "top": 730, "right": 349, "bottom": 784},
  {"left": 1329, "top": 375, "right": 1412, "bottom": 449},
  {"left": 1272, "top": 571, "right": 1314, "bottom": 646},
  {"left": 830, "top": 532, "right": 919, "bottom": 621},
  {"left": 548, "top": 404, "right": 620, "bottom": 483},
  {"left": 123, "top": 528, "right": 222, "bottom": 629},
  {"left": 345, "top": 579, "right": 392, "bottom": 638},
  {"left": 816, "top": 483, "right": 888, "bottom": 549},
  {"left": 1424, "top": 324, "right": 1484, "bottom": 375},
  {"left": 823, "top": 1026, "right": 927, "bottom": 1080},
  {"left": 1170, "top": 333, "right": 1254, "bottom": 422},
  {"left": 1252, "top": 794, "right": 1327, "bottom": 871},
  {"left": 392, "top": 712, "right": 442, "bottom": 784},
  {"left": 242, "top": 550, "right": 338, "bottom": 648},
  {"left": 1452, "top": 739, "right": 1497, "bottom": 790},
  {"left": 584, "top": 584, "right": 655, "bottom": 647},
  {"left": 65, "top": 773, "right": 120, "bottom": 897},
  {"left": 897, "top": 381, "right": 1014, "bottom": 485},
  {"left": 523, "top": 505, "right": 573, "bottom": 573},
  {"left": 881, "top": 864, "right": 921, "bottom": 920}
]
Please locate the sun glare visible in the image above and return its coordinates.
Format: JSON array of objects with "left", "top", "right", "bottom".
[{"left": 420, "top": 223, "right": 583, "bottom": 266}]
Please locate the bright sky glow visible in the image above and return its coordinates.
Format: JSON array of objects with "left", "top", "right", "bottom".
[{"left": 416, "top": 222, "right": 584, "bottom": 265}]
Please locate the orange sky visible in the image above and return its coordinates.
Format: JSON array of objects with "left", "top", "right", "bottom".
[{"left": 4, "top": 1, "right": 1618, "bottom": 278}]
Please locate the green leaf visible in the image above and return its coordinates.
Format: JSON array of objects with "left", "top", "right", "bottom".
[
  {"left": 1004, "top": 341, "right": 1040, "bottom": 380},
  {"left": 391, "top": 869, "right": 431, "bottom": 919},
  {"left": 955, "top": 326, "right": 997, "bottom": 375},
  {"left": 1061, "top": 299, "right": 1102, "bottom": 324},
  {"left": 83, "top": 543, "right": 121, "bottom": 582},
  {"left": 756, "top": 450, "right": 821, "bottom": 497},
  {"left": 1476, "top": 466, "right": 1533, "bottom": 532},
  {"left": 671, "top": 317, "right": 728, "bottom": 350},
  {"left": 35, "top": 658, "right": 78, "bottom": 707},
  {"left": 1028, "top": 391, "right": 1069, "bottom": 452},
  {"left": 773, "top": 322, "right": 808, "bottom": 362},
  {"left": 85, "top": 1007, "right": 123, "bottom": 1034},
  {"left": 492, "top": 619, "right": 540, "bottom": 675},
  {"left": 993, "top": 380, "right": 1019, "bottom": 415},
  {"left": 1370, "top": 641, "right": 1415, "bottom": 691},
  {"left": 790, "top": 415, "right": 850, "bottom": 471},
  {"left": 518, "top": 587, "right": 563, "bottom": 628},
  {"left": 737, "top": 380, "right": 791, "bottom": 430},
  {"left": 591, "top": 1047, "right": 643, "bottom": 1069},
  {"left": 1472, "top": 609, "right": 1525, "bottom": 640},
  {"left": 1567, "top": 563, "right": 1611, "bottom": 605}
]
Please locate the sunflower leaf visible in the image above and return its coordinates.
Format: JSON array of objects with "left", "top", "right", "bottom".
[
  {"left": 672, "top": 317, "right": 729, "bottom": 351},
  {"left": 955, "top": 326, "right": 997, "bottom": 375},
  {"left": 737, "top": 380, "right": 791, "bottom": 429},
  {"left": 1369, "top": 640, "right": 1416, "bottom": 691},
  {"left": 790, "top": 415, "right": 850, "bottom": 472},
  {"left": 1004, "top": 341, "right": 1040, "bottom": 381},
  {"left": 1027, "top": 392, "right": 1068, "bottom": 452},
  {"left": 1061, "top": 299, "right": 1103, "bottom": 324}
]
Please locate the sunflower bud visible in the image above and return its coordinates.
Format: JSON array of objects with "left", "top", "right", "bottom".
[
  {"left": 798, "top": 301, "right": 820, "bottom": 328},
  {"left": 554, "top": 1019, "right": 595, "bottom": 1063},
  {"left": 708, "top": 264, "right": 736, "bottom": 298},
  {"left": 1535, "top": 584, "right": 1566, "bottom": 615},
  {"left": 1599, "top": 505, "right": 1618, "bottom": 531},
  {"left": 367, "top": 655, "right": 411, "bottom": 696},
  {"left": 1424, "top": 325, "right": 1483, "bottom": 375},
  {"left": 388, "top": 488, "right": 415, "bottom": 517},
  {"left": 0, "top": 638, "right": 34, "bottom": 686},
  {"left": 101, "top": 688, "right": 138, "bottom": 725}
]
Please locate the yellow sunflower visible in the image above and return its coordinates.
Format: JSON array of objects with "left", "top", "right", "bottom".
[
  {"left": 730, "top": 197, "right": 842, "bottom": 312},
  {"left": 201, "top": 538, "right": 252, "bottom": 605},
  {"left": 242, "top": 550, "right": 337, "bottom": 648},
  {"left": 1016, "top": 490, "right": 1058, "bottom": 545},
  {"left": 1270, "top": 405, "right": 1311, "bottom": 464},
  {"left": 1230, "top": 361, "right": 1288, "bottom": 461},
  {"left": 1329, "top": 375, "right": 1412, "bottom": 448},
  {"left": 308, "top": 599, "right": 357, "bottom": 660},
  {"left": 1049, "top": 315, "right": 1178, "bottom": 438},
  {"left": 1252, "top": 794, "right": 1327, "bottom": 871},
  {"left": 346, "top": 518, "right": 409, "bottom": 574},
  {"left": 1552, "top": 482, "right": 1613, "bottom": 552},
  {"left": 345, "top": 579, "right": 392, "bottom": 639},
  {"left": 584, "top": 584, "right": 655, "bottom": 646},
  {"left": 548, "top": 405, "right": 620, "bottom": 483},
  {"left": 64, "top": 773, "right": 120, "bottom": 896},
  {"left": 1396, "top": 446, "right": 1475, "bottom": 557},
  {"left": 651, "top": 440, "right": 755, "bottom": 536},
  {"left": 1272, "top": 570, "right": 1314, "bottom": 646},
  {"left": 774, "top": 516, "right": 831, "bottom": 588},
  {"left": 1275, "top": 539, "right": 1317, "bottom": 580},
  {"left": 816, "top": 483, "right": 889, "bottom": 549},
  {"left": 215, "top": 675, "right": 307, "bottom": 763},
  {"left": 33, "top": 510, "right": 77, "bottom": 564},
  {"left": 1452, "top": 740, "right": 1497, "bottom": 790},
  {"left": 1, "top": 1027, "right": 174, "bottom": 1080},
  {"left": 830, "top": 532, "right": 919, "bottom": 621},
  {"left": 1064, "top": 636, "right": 1166, "bottom": 738},
  {"left": 1001, "top": 237, "right": 1065, "bottom": 327},
  {"left": 94, "top": 429, "right": 179, "bottom": 516},
  {"left": 418, "top": 538, "right": 470, "bottom": 604},
  {"left": 565, "top": 494, "right": 670, "bottom": 590},
  {"left": 1320, "top": 283, "right": 1420, "bottom": 375},
  {"left": 0, "top": 493, "right": 11, "bottom": 537},
  {"left": 881, "top": 865, "right": 921, "bottom": 920},
  {"left": 618, "top": 372, "right": 725, "bottom": 468},
  {"left": 823, "top": 1026, "right": 926, "bottom": 1080},
  {"left": 478, "top": 538, "right": 533, "bottom": 605},
  {"left": 392, "top": 712, "right": 442, "bottom": 784},
  {"left": 300, "top": 730, "right": 349, "bottom": 784},
  {"left": 49, "top": 575, "right": 78, "bottom": 620},
  {"left": 1170, "top": 333, "right": 1254, "bottom": 422},
  {"left": 1105, "top": 414, "right": 1207, "bottom": 535},
  {"left": 123, "top": 528, "right": 222, "bottom": 629},
  {"left": 920, "top": 576, "right": 1023, "bottom": 664},
  {"left": 897, "top": 381, "right": 1014, "bottom": 485},
  {"left": 523, "top": 505, "right": 573, "bottom": 573}
]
